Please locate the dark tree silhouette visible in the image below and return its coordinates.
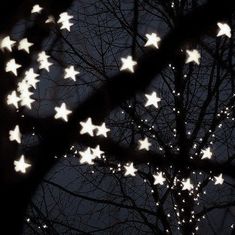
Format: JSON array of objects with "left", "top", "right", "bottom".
[{"left": 0, "top": 0, "right": 235, "bottom": 234}]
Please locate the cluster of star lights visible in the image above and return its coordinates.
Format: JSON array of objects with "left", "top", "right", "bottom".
[{"left": 4, "top": 3, "right": 233, "bottom": 231}]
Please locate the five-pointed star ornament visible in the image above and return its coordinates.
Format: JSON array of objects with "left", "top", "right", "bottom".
[
  {"left": 18, "top": 38, "right": 33, "bottom": 53},
  {"left": 120, "top": 55, "right": 137, "bottom": 73},
  {"left": 64, "top": 65, "right": 79, "bottom": 81},
  {"left": 14, "top": 155, "right": 31, "bottom": 174},
  {"left": 91, "top": 145, "right": 104, "bottom": 158},
  {"left": 145, "top": 33, "right": 161, "bottom": 49},
  {"left": 153, "top": 172, "right": 166, "bottom": 185},
  {"left": 7, "top": 90, "right": 20, "bottom": 108},
  {"left": 5, "top": 59, "right": 21, "bottom": 76},
  {"left": 182, "top": 178, "right": 193, "bottom": 191},
  {"left": 124, "top": 162, "right": 137, "bottom": 176},
  {"left": 96, "top": 122, "right": 110, "bottom": 137},
  {"left": 185, "top": 49, "right": 201, "bottom": 65},
  {"left": 54, "top": 102, "right": 72, "bottom": 122},
  {"left": 31, "top": 4, "right": 43, "bottom": 14},
  {"left": 24, "top": 68, "right": 39, "bottom": 89},
  {"left": 0, "top": 36, "right": 15, "bottom": 51},
  {"left": 57, "top": 12, "right": 74, "bottom": 31},
  {"left": 217, "top": 22, "right": 231, "bottom": 38},
  {"left": 214, "top": 173, "right": 224, "bottom": 185},
  {"left": 79, "top": 147, "right": 95, "bottom": 165},
  {"left": 138, "top": 137, "right": 151, "bottom": 151},
  {"left": 80, "top": 117, "right": 96, "bottom": 136},
  {"left": 9, "top": 125, "right": 21, "bottom": 144},
  {"left": 201, "top": 147, "right": 212, "bottom": 159},
  {"left": 145, "top": 91, "right": 161, "bottom": 109}
]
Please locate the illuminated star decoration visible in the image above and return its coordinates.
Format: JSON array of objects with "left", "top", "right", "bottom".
[
  {"left": 54, "top": 102, "right": 72, "bottom": 122},
  {"left": 185, "top": 49, "right": 201, "bottom": 65},
  {"left": 145, "top": 33, "right": 161, "bottom": 49},
  {"left": 145, "top": 91, "right": 161, "bottom": 109},
  {"left": 24, "top": 68, "right": 39, "bottom": 89},
  {"left": 80, "top": 117, "right": 96, "bottom": 136},
  {"left": 18, "top": 38, "right": 33, "bottom": 53},
  {"left": 64, "top": 65, "right": 79, "bottom": 81},
  {"left": 96, "top": 122, "right": 110, "bottom": 137},
  {"left": 7, "top": 91, "right": 20, "bottom": 108},
  {"left": 182, "top": 178, "right": 193, "bottom": 191},
  {"left": 91, "top": 145, "right": 104, "bottom": 159},
  {"left": 0, "top": 36, "right": 15, "bottom": 51},
  {"left": 5, "top": 59, "right": 21, "bottom": 76},
  {"left": 9, "top": 125, "right": 21, "bottom": 144},
  {"left": 138, "top": 137, "right": 151, "bottom": 151},
  {"left": 153, "top": 172, "right": 166, "bottom": 185},
  {"left": 31, "top": 4, "right": 43, "bottom": 14},
  {"left": 124, "top": 163, "right": 137, "bottom": 176},
  {"left": 120, "top": 55, "right": 137, "bottom": 73},
  {"left": 57, "top": 12, "right": 74, "bottom": 31},
  {"left": 79, "top": 147, "right": 95, "bottom": 165},
  {"left": 14, "top": 155, "right": 31, "bottom": 174},
  {"left": 214, "top": 173, "right": 224, "bottom": 185},
  {"left": 37, "top": 51, "right": 53, "bottom": 72},
  {"left": 201, "top": 147, "right": 212, "bottom": 159},
  {"left": 217, "top": 22, "right": 231, "bottom": 38}
]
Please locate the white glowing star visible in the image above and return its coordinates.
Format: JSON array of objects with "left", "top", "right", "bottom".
[
  {"left": 57, "top": 12, "right": 74, "bottom": 31},
  {"left": 0, "top": 36, "right": 15, "bottom": 51},
  {"left": 9, "top": 125, "right": 21, "bottom": 144},
  {"left": 138, "top": 137, "right": 151, "bottom": 151},
  {"left": 79, "top": 147, "right": 95, "bottom": 165},
  {"left": 182, "top": 178, "right": 193, "bottom": 191},
  {"left": 80, "top": 117, "right": 96, "bottom": 136},
  {"left": 14, "top": 155, "right": 31, "bottom": 173},
  {"left": 217, "top": 22, "right": 231, "bottom": 38},
  {"left": 54, "top": 103, "right": 72, "bottom": 122},
  {"left": 24, "top": 68, "right": 39, "bottom": 89},
  {"left": 18, "top": 38, "right": 33, "bottom": 53},
  {"left": 201, "top": 147, "right": 212, "bottom": 159},
  {"left": 7, "top": 91, "right": 20, "bottom": 108},
  {"left": 46, "top": 16, "right": 55, "bottom": 24},
  {"left": 5, "top": 59, "right": 21, "bottom": 76},
  {"left": 145, "top": 91, "right": 161, "bottom": 108},
  {"left": 214, "top": 173, "right": 224, "bottom": 185},
  {"left": 91, "top": 145, "right": 104, "bottom": 158},
  {"left": 31, "top": 4, "right": 42, "bottom": 14},
  {"left": 124, "top": 162, "right": 137, "bottom": 176},
  {"left": 186, "top": 49, "right": 200, "bottom": 65},
  {"left": 145, "top": 33, "right": 161, "bottom": 49},
  {"left": 96, "top": 122, "right": 110, "bottom": 137},
  {"left": 153, "top": 172, "right": 166, "bottom": 185},
  {"left": 39, "top": 59, "right": 52, "bottom": 72},
  {"left": 64, "top": 65, "right": 79, "bottom": 81},
  {"left": 120, "top": 55, "right": 137, "bottom": 73}
]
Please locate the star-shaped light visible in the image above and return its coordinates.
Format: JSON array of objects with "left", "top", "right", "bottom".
[
  {"left": 39, "top": 59, "right": 52, "bottom": 72},
  {"left": 46, "top": 15, "right": 55, "bottom": 24},
  {"left": 145, "top": 91, "right": 161, "bottom": 108},
  {"left": 57, "top": 12, "right": 74, "bottom": 31},
  {"left": 201, "top": 147, "right": 212, "bottom": 159},
  {"left": 185, "top": 49, "right": 200, "bottom": 65},
  {"left": 14, "top": 155, "right": 31, "bottom": 173},
  {"left": 145, "top": 33, "right": 161, "bottom": 49},
  {"left": 54, "top": 103, "right": 72, "bottom": 122},
  {"left": 79, "top": 147, "right": 95, "bottom": 165},
  {"left": 80, "top": 117, "right": 96, "bottom": 136},
  {"left": 120, "top": 55, "right": 137, "bottom": 73},
  {"left": 18, "top": 38, "right": 33, "bottom": 53},
  {"left": 214, "top": 173, "right": 224, "bottom": 185},
  {"left": 9, "top": 125, "right": 21, "bottom": 144},
  {"left": 24, "top": 68, "right": 39, "bottom": 89},
  {"left": 153, "top": 172, "right": 166, "bottom": 185},
  {"left": 31, "top": 4, "right": 42, "bottom": 14},
  {"left": 182, "top": 178, "right": 193, "bottom": 191},
  {"left": 5, "top": 59, "right": 21, "bottom": 76},
  {"left": 138, "top": 137, "right": 151, "bottom": 151},
  {"left": 20, "top": 93, "right": 35, "bottom": 109},
  {"left": 0, "top": 36, "right": 15, "bottom": 51},
  {"left": 124, "top": 162, "right": 137, "bottom": 176},
  {"left": 96, "top": 122, "right": 110, "bottom": 137},
  {"left": 217, "top": 22, "right": 231, "bottom": 38},
  {"left": 91, "top": 145, "right": 104, "bottom": 158},
  {"left": 7, "top": 91, "right": 20, "bottom": 108},
  {"left": 64, "top": 65, "right": 79, "bottom": 81}
]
